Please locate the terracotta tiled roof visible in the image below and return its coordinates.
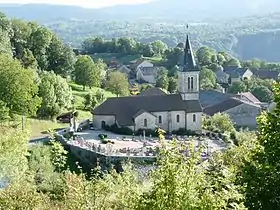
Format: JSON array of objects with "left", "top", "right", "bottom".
[{"left": 236, "top": 92, "right": 260, "bottom": 104}]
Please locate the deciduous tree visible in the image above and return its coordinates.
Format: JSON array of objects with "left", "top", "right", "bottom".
[
  {"left": 252, "top": 85, "right": 273, "bottom": 102},
  {"left": 47, "top": 35, "right": 76, "bottom": 77},
  {"left": 228, "top": 81, "right": 247, "bottom": 94},
  {"left": 105, "top": 71, "right": 130, "bottom": 97},
  {"left": 200, "top": 67, "right": 217, "bottom": 90},
  {"left": 0, "top": 54, "right": 41, "bottom": 117},
  {"left": 156, "top": 68, "right": 169, "bottom": 90},
  {"left": 168, "top": 77, "right": 177, "bottom": 93},
  {"left": 37, "top": 71, "right": 73, "bottom": 118},
  {"left": 240, "top": 82, "right": 280, "bottom": 209},
  {"left": 74, "top": 55, "right": 103, "bottom": 90}
]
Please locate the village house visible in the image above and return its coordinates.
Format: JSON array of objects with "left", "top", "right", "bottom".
[
  {"left": 136, "top": 67, "right": 158, "bottom": 84},
  {"left": 253, "top": 69, "right": 280, "bottom": 80},
  {"left": 117, "top": 65, "right": 131, "bottom": 77},
  {"left": 235, "top": 92, "right": 261, "bottom": 105},
  {"left": 92, "top": 35, "right": 203, "bottom": 133},
  {"left": 203, "top": 97, "right": 261, "bottom": 128},
  {"left": 200, "top": 90, "right": 261, "bottom": 128},
  {"left": 135, "top": 60, "right": 157, "bottom": 83},
  {"left": 224, "top": 66, "right": 253, "bottom": 83}
]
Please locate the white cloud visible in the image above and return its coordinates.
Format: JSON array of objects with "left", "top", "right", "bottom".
[{"left": 0, "top": 0, "right": 153, "bottom": 8}]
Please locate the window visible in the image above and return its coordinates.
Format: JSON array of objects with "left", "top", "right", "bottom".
[
  {"left": 193, "top": 114, "right": 196, "bottom": 122},
  {"left": 101, "top": 121, "right": 106, "bottom": 129},
  {"left": 159, "top": 116, "right": 162, "bottom": 124},
  {"left": 144, "top": 119, "right": 147, "bottom": 127},
  {"left": 187, "top": 77, "right": 190, "bottom": 90},
  {"left": 191, "top": 77, "right": 194, "bottom": 90},
  {"left": 176, "top": 114, "right": 180, "bottom": 123}
]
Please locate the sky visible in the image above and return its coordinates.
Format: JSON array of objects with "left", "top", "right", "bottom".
[{"left": 0, "top": 0, "right": 153, "bottom": 8}]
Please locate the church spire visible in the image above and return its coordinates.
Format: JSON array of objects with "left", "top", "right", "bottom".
[{"left": 183, "top": 28, "right": 199, "bottom": 72}]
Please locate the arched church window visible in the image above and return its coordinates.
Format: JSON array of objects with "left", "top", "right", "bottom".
[
  {"left": 159, "top": 116, "right": 162, "bottom": 124},
  {"left": 101, "top": 121, "right": 106, "bottom": 129},
  {"left": 187, "top": 77, "right": 190, "bottom": 90},
  {"left": 144, "top": 119, "right": 147, "bottom": 127},
  {"left": 191, "top": 77, "right": 194, "bottom": 90},
  {"left": 176, "top": 114, "right": 180, "bottom": 123},
  {"left": 193, "top": 114, "right": 196, "bottom": 122}
]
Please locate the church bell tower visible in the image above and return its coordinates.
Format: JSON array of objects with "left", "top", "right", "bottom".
[{"left": 178, "top": 34, "right": 200, "bottom": 100}]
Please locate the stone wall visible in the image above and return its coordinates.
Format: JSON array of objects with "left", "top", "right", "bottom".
[
  {"left": 55, "top": 134, "right": 156, "bottom": 171},
  {"left": 134, "top": 112, "right": 157, "bottom": 131},
  {"left": 186, "top": 112, "right": 202, "bottom": 131},
  {"left": 224, "top": 103, "right": 261, "bottom": 128},
  {"left": 93, "top": 115, "right": 116, "bottom": 129}
]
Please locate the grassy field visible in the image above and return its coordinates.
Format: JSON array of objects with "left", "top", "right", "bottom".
[
  {"left": 0, "top": 118, "right": 66, "bottom": 138},
  {"left": 69, "top": 83, "right": 116, "bottom": 121},
  {"left": 90, "top": 53, "right": 141, "bottom": 65},
  {"left": 26, "top": 118, "right": 66, "bottom": 138},
  {"left": 23, "top": 84, "right": 115, "bottom": 138}
]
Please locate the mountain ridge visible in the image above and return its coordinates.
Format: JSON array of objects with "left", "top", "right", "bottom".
[{"left": 1, "top": 1, "right": 280, "bottom": 22}]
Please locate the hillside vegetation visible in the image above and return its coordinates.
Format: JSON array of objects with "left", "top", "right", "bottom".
[
  {"left": 2, "top": 6, "right": 280, "bottom": 209},
  {"left": 2, "top": 3, "right": 280, "bottom": 61},
  {"left": 43, "top": 12, "right": 280, "bottom": 61}
]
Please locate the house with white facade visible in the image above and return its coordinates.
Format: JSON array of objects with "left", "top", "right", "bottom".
[
  {"left": 200, "top": 89, "right": 262, "bottom": 128},
  {"left": 92, "top": 35, "right": 203, "bottom": 133},
  {"left": 135, "top": 60, "right": 157, "bottom": 83},
  {"left": 224, "top": 66, "right": 253, "bottom": 83},
  {"left": 203, "top": 97, "right": 261, "bottom": 128}
]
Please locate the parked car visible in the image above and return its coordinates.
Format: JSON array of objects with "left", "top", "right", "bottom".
[{"left": 89, "top": 122, "right": 95, "bottom": 130}]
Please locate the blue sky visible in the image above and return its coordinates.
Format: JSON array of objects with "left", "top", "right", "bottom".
[{"left": 0, "top": 0, "right": 153, "bottom": 8}]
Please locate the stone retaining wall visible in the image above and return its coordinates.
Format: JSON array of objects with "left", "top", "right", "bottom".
[{"left": 55, "top": 134, "right": 156, "bottom": 171}]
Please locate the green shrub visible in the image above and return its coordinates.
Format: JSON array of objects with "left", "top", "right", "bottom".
[
  {"left": 230, "top": 131, "right": 237, "bottom": 140},
  {"left": 98, "top": 134, "right": 108, "bottom": 140},
  {"left": 172, "top": 128, "right": 197, "bottom": 136},
  {"left": 104, "top": 124, "right": 134, "bottom": 135}
]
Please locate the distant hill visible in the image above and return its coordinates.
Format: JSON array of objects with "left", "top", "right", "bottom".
[
  {"left": 2, "top": 1, "right": 280, "bottom": 61},
  {"left": 1, "top": 1, "right": 280, "bottom": 22}
]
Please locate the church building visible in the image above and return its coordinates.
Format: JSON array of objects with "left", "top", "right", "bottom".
[{"left": 92, "top": 35, "right": 202, "bottom": 133}]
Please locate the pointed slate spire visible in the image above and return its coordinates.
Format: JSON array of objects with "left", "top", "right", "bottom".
[{"left": 183, "top": 34, "right": 199, "bottom": 72}]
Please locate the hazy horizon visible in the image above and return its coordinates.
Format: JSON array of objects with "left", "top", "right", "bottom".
[{"left": 0, "top": 0, "right": 154, "bottom": 8}]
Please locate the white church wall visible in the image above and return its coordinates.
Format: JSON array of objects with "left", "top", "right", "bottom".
[
  {"left": 134, "top": 112, "right": 156, "bottom": 131},
  {"left": 93, "top": 115, "right": 115, "bottom": 129},
  {"left": 186, "top": 112, "right": 202, "bottom": 131},
  {"left": 152, "top": 111, "right": 169, "bottom": 131},
  {"left": 170, "top": 111, "right": 186, "bottom": 131}
]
